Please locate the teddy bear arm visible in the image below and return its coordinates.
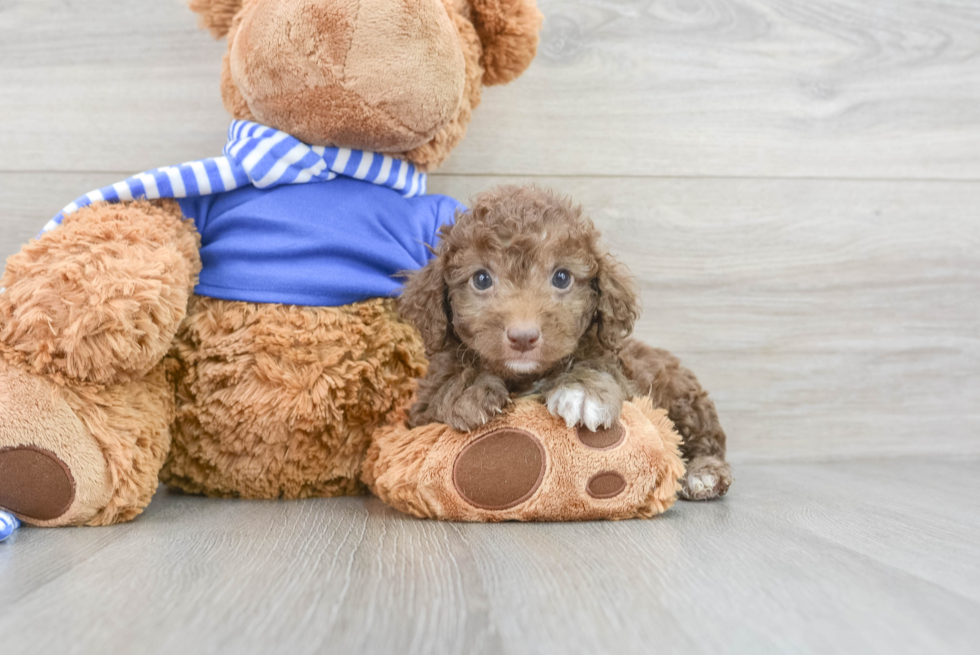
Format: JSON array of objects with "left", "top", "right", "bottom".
[{"left": 0, "top": 199, "right": 201, "bottom": 385}]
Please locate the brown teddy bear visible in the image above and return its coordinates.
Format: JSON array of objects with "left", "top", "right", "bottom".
[{"left": 0, "top": 0, "right": 543, "bottom": 527}]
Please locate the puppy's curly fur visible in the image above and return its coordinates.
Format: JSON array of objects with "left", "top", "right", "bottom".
[{"left": 399, "top": 185, "right": 732, "bottom": 500}]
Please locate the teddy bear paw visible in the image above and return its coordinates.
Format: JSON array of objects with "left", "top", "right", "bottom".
[{"left": 367, "top": 397, "right": 686, "bottom": 521}]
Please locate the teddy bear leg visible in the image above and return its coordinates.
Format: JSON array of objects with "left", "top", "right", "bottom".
[
  {"left": 364, "top": 397, "right": 686, "bottom": 522},
  {"left": 162, "top": 297, "right": 427, "bottom": 499},
  {"left": 0, "top": 199, "right": 200, "bottom": 525}
]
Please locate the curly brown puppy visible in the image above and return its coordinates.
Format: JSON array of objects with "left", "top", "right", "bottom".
[{"left": 399, "top": 185, "right": 732, "bottom": 500}]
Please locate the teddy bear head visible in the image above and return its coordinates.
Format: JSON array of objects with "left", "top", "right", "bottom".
[{"left": 190, "top": 0, "right": 542, "bottom": 170}]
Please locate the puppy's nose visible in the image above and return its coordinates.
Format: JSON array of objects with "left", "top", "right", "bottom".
[{"left": 507, "top": 326, "right": 541, "bottom": 352}]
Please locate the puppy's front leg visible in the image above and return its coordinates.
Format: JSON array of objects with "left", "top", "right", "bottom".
[
  {"left": 543, "top": 365, "right": 631, "bottom": 431},
  {"left": 411, "top": 363, "right": 510, "bottom": 432},
  {"left": 447, "top": 371, "right": 511, "bottom": 431}
]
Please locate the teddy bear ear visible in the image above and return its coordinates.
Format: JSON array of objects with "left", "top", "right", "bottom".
[
  {"left": 467, "top": 0, "right": 544, "bottom": 86},
  {"left": 189, "top": 0, "right": 245, "bottom": 39}
]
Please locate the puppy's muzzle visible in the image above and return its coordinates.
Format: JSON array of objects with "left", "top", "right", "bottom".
[{"left": 507, "top": 326, "right": 541, "bottom": 353}]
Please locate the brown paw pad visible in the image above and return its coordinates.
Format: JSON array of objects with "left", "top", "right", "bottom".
[
  {"left": 576, "top": 422, "right": 625, "bottom": 450},
  {"left": 0, "top": 446, "right": 76, "bottom": 521},
  {"left": 453, "top": 428, "right": 545, "bottom": 510},
  {"left": 586, "top": 471, "right": 627, "bottom": 499}
]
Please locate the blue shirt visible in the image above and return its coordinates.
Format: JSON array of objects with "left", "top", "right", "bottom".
[{"left": 177, "top": 177, "right": 461, "bottom": 307}]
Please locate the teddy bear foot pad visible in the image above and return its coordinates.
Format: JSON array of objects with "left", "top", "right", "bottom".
[
  {"left": 453, "top": 428, "right": 546, "bottom": 509},
  {"left": 0, "top": 446, "right": 75, "bottom": 521},
  {"left": 452, "top": 425, "right": 634, "bottom": 509},
  {"left": 0, "top": 365, "right": 114, "bottom": 526}
]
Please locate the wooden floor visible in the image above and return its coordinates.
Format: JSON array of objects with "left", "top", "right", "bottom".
[
  {"left": 1, "top": 458, "right": 978, "bottom": 654},
  {"left": 1, "top": 1, "right": 979, "bottom": 653}
]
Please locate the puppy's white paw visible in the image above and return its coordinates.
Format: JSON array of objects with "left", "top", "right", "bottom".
[
  {"left": 678, "top": 457, "right": 732, "bottom": 501},
  {"left": 546, "top": 384, "right": 615, "bottom": 431},
  {"left": 686, "top": 473, "right": 718, "bottom": 496},
  {"left": 547, "top": 385, "right": 585, "bottom": 426}
]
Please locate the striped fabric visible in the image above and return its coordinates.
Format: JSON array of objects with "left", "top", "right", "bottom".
[
  {"left": 40, "top": 120, "right": 428, "bottom": 237},
  {"left": 0, "top": 510, "right": 19, "bottom": 542}
]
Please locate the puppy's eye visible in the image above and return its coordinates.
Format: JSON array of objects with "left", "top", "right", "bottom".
[
  {"left": 551, "top": 269, "right": 573, "bottom": 290},
  {"left": 472, "top": 269, "right": 493, "bottom": 291}
]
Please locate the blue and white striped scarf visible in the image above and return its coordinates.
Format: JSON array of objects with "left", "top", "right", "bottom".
[
  {"left": 40, "top": 120, "right": 427, "bottom": 236},
  {"left": 0, "top": 509, "right": 18, "bottom": 542}
]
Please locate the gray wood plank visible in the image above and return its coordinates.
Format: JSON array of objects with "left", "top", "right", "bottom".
[
  {"left": 0, "top": 0, "right": 228, "bottom": 174},
  {"left": 3, "top": 173, "right": 978, "bottom": 461},
  {"left": 1, "top": 459, "right": 978, "bottom": 655},
  {"left": 736, "top": 457, "right": 980, "bottom": 602},
  {"left": 459, "top": 0, "right": 980, "bottom": 178},
  {"left": 1, "top": 0, "right": 978, "bottom": 178}
]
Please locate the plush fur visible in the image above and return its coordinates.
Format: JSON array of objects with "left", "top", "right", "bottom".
[
  {"left": 399, "top": 186, "right": 733, "bottom": 500},
  {"left": 189, "top": 0, "right": 247, "bottom": 38},
  {"left": 0, "top": 0, "right": 542, "bottom": 526},
  {"left": 224, "top": 0, "right": 466, "bottom": 153},
  {"left": 161, "top": 297, "right": 425, "bottom": 499},
  {"left": 206, "top": 0, "right": 541, "bottom": 170},
  {"left": 62, "top": 362, "right": 177, "bottom": 525},
  {"left": 468, "top": 0, "right": 544, "bottom": 85},
  {"left": 405, "top": 3, "right": 487, "bottom": 171}
]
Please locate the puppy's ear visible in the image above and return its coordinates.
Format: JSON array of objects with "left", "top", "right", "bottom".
[
  {"left": 399, "top": 249, "right": 453, "bottom": 355},
  {"left": 592, "top": 252, "right": 640, "bottom": 351},
  {"left": 467, "top": 0, "right": 544, "bottom": 86},
  {"left": 189, "top": 0, "right": 244, "bottom": 39}
]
